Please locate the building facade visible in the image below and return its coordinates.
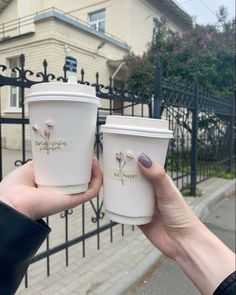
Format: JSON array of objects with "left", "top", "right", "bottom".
[{"left": 0, "top": 0, "right": 192, "bottom": 149}]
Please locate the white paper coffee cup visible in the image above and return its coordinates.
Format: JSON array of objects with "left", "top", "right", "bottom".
[
  {"left": 101, "top": 115, "right": 173, "bottom": 225},
  {"left": 26, "top": 76, "right": 100, "bottom": 194}
]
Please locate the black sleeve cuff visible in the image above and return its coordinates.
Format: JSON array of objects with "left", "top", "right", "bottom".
[
  {"left": 213, "top": 271, "right": 236, "bottom": 295},
  {"left": 0, "top": 201, "right": 51, "bottom": 295}
]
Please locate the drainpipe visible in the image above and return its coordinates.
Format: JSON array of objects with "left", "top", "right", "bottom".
[{"left": 111, "top": 62, "right": 125, "bottom": 80}]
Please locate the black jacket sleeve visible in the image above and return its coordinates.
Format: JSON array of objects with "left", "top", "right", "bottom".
[
  {"left": 0, "top": 201, "right": 51, "bottom": 295},
  {"left": 213, "top": 271, "right": 236, "bottom": 295}
]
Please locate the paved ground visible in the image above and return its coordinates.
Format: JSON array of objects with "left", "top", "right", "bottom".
[{"left": 126, "top": 193, "right": 235, "bottom": 295}]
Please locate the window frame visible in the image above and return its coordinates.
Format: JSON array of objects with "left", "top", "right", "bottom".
[
  {"left": 8, "top": 56, "right": 22, "bottom": 111},
  {"left": 89, "top": 9, "right": 106, "bottom": 32}
]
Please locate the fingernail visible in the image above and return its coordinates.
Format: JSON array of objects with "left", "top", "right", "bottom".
[{"left": 138, "top": 153, "right": 153, "bottom": 168}]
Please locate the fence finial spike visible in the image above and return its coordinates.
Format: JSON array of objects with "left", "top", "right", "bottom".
[
  {"left": 43, "top": 59, "right": 48, "bottom": 67},
  {"left": 19, "top": 54, "right": 25, "bottom": 68}
]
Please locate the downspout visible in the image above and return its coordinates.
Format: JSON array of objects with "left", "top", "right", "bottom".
[{"left": 111, "top": 62, "right": 125, "bottom": 80}]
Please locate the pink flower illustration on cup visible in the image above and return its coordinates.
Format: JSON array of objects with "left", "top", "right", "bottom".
[
  {"left": 45, "top": 120, "right": 54, "bottom": 127},
  {"left": 115, "top": 151, "right": 134, "bottom": 185},
  {"left": 32, "top": 120, "right": 54, "bottom": 154}
]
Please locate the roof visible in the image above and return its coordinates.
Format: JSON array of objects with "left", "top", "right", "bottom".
[
  {"left": 0, "top": 0, "right": 12, "bottom": 14},
  {"left": 34, "top": 9, "right": 129, "bottom": 51},
  {"left": 147, "top": 0, "right": 193, "bottom": 29},
  {"left": 107, "top": 59, "right": 128, "bottom": 70}
]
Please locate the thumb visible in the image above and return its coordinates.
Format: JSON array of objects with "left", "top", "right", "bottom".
[{"left": 137, "top": 153, "right": 184, "bottom": 204}]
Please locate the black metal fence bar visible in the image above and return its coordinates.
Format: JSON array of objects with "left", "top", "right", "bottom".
[
  {"left": 190, "top": 78, "right": 199, "bottom": 195},
  {"left": 31, "top": 221, "right": 117, "bottom": 263},
  {"left": 228, "top": 96, "right": 236, "bottom": 171}
]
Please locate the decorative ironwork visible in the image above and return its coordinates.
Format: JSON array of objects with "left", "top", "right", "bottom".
[
  {"left": 60, "top": 209, "right": 73, "bottom": 218},
  {"left": 161, "top": 77, "right": 233, "bottom": 116},
  {"left": 14, "top": 159, "right": 32, "bottom": 166},
  {"left": 198, "top": 90, "right": 232, "bottom": 116},
  {"left": 0, "top": 54, "right": 56, "bottom": 87}
]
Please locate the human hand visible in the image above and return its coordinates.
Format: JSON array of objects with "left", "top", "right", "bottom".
[
  {"left": 137, "top": 153, "right": 235, "bottom": 295},
  {"left": 137, "top": 153, "right": 202, "bottom": 259},
  {"left": 0, "top": 158, "right": 103, "bottom": 220}
]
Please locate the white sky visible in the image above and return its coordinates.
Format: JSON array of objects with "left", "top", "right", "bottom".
[{"left": 174, "top": 0, "right": 235, "bottom": 25}]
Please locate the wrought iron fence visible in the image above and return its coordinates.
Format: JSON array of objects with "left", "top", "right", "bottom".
[
  {"left": 0, "top": 54, "right": 235, "bottom": 287},
  {"left": 155, "top": 57, "right": 235, "bottom": 195}
]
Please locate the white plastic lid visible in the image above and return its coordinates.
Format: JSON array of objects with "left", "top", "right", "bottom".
[
  {"left": 26, "top": 76, "right": 100, "bottom": 106},
  {"left": 101, "top": 115, "right": 173, "bottom": 139}
]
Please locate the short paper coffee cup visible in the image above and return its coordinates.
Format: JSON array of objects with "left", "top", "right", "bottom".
[
  {"left": 26, "top": 76, "right": 100, "bottom": 194},
  {"left": 101, "top": 115, "right": 173, "bottom": 225}
]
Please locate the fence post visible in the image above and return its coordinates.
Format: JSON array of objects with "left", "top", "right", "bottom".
[
  {"left": 228, "top": 94, "right": 235, "bottom": 171},
  {"left": 190, "top": 77, "right": 199, "bottom": 196},
  {"left": 153, "top": 56, "right": 161, "bottom": 119}
]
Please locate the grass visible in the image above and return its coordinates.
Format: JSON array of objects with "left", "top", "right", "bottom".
[
  {"left": 217, "top": 166, "right": 236, "bottom": 179},
  {"left": 181, "top": 184, "right": 202, "bottom": 197},
  {"left": 167, "top": 153, "right": 236, "bottom": 179}
]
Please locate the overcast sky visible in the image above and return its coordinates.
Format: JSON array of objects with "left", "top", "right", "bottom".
[{"left": 174, "top": 0, "right": 235, "bottom": 25}]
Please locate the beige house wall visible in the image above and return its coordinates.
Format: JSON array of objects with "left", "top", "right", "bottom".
[
  {"left": 17, "top": 0, "right": 32, "bottom": 17},
  {"left": 128, "top": 0, "right": 187, "bottom": 53},
  {"left": 129, "top": 0, "right": 158, "bottom": 53},
  {"left": 0, "top": 0, "right": 17, "bottom": 23}
]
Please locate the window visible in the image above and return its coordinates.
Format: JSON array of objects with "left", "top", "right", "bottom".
[
  {"left": 89, "top": 9, "right": 105, "bottom": 32},
  {"left": 8, "top": 57, "right": 22, "bottom": 109}
]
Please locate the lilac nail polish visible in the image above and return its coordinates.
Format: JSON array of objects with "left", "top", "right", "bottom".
[{"left": 138, "top": 153, "right": 153, "bottom": 168}]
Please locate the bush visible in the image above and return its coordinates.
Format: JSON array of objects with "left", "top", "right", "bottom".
[{"left": 125, "top": 7, "right": 235, "bottom": 98}]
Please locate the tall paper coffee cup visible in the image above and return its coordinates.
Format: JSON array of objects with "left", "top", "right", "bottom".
[
  {"left": 101, "top": 115, "right": 173, "bottom": 225},
  {"left": 26, "top": 77, "right": 100, "bottom": 194}
]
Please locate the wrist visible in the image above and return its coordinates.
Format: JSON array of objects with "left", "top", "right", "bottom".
[
  {"left": 174, "top": 222, "right": 235, "bottom": 295},
  {"left": 0, "top": 194, "right": 33, "bottom": 220},
  {"left": 0, "top": 195, "right": 14, "bottom": 210}
]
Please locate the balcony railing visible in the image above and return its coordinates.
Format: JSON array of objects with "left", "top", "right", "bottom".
[
  {"left": 0, "top": 10, "right": 36, "bottom": 40},
  {"left": 0, "top": 7, "right": 128, "bottom": 49}
]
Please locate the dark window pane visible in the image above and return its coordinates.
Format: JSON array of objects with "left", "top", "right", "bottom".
[
  {"left": 10, "top": 87, "right": 17, "bottom": 107},
  {"left": 90, "top": 23, "right": 97, "bottom": 30},
  {"left": 98, "top": 21, "right": 105, "bottom": 32},
  {"left": 99, "top": 10, "right": 105, "bottom": 19},
  {"left": 90, "top": 13, "right": 97, "bottom": 22}
]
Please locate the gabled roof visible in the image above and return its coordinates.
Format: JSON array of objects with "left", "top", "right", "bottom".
[{"left": 0, "top": 0, "right": 12, "bottom": 14}]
